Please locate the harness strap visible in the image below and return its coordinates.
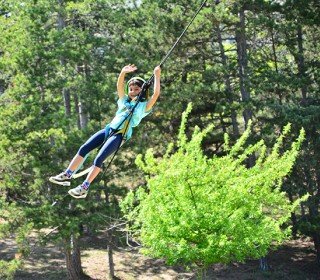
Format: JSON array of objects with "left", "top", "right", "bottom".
[
  {"left": 72, "top": 0, "right": 211, "bottom": 179},
  {"left": 115, "top": 119, "right": 130, "bottom": 140},
  {"left": 73, "top": 118, "right": 131, "bottom": 179}
]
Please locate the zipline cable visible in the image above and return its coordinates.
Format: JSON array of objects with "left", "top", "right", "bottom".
[
  {"left": 160, "top": 0, "right": 208, "bottom": 67},
  {"left": 144, "top": 0, "right": 208, "bottom": 87}
]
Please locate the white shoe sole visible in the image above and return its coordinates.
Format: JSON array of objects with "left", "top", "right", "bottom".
[
  {"left": 68, "top": 189, "right": 87, "bottom": 199},
  {"left": 49, "top": 177, "right": 71, "bottom": 186}
]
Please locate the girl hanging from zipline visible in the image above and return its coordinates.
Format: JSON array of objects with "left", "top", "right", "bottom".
[{"left": 49, "top": 64, "right": 161, "bottom": 198}]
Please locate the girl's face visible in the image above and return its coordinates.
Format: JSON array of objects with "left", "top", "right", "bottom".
[{"left": 128, "top": 84, "right": 142, "bottom": 99}]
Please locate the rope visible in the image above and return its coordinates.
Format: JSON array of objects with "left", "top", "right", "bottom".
[
  {"left": 159, "top": 0, "right": 208, "bottom": 68},
  {"left": 144, "top": 0, "right": 208, "bottom": 86}
]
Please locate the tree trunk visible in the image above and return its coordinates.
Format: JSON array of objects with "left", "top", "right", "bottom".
[
  {"left": 304, "top": 164, "right": 320, "bottom": 264},
  {"left": 270, "top": 24, "right": 283, "bottom": 105},
  {"left": 296, "top": 24, "right": 307, "bottom": 103},
  {"left": 215, "top": 23, "right": 240, "bottom": 138},
  {"left": 107, "top": 229, "right": 115, "bottom": 279},
  {"left": 235, "top": 5, "right": 252, "bottom": 128},
  {"left": 74, "top": 93, "right": 81, "bottom": 129},
  {"left": 79, "top": 101, "right": 88, "bottom": 129},
  {"left": 314, "top": 167, "right": 320, "bottom": 264},
  {"left": 63, "top": 200, "right": 86, "bottom": 279},
  {"left": 63, "top": 87, "right": 71, "bottom": 116},
  {"left": 0, "top": 79, "right": 5, "bottom": 95},
  {"left": 313, "top": 234, "right": 320, "bottom": 265},
  {"left": 64, "top": 235, "right": 86, "bottom": 280},
  {"left": 57, "top": 0, "right": 71, "bottom": 117},
  {"left": 235, "top": 5, "right": 255, "bottom": 168},
  {"left": 287, "top": 190, "right": 298, "bottom": 238},
  {"left": 259, "top": 257, "right": 269, "bottom": 271}
]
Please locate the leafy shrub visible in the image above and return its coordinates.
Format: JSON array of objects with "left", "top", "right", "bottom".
[{"left": 121, "top": 103, "right": 307, "bottom": 266}]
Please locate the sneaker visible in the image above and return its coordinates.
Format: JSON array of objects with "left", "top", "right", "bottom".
[
  {"left": 49, "top": 172, "right": 71, "bottom": 186},
  {"left": 68, "top": 185, "right": 88, "bottom": 199}
]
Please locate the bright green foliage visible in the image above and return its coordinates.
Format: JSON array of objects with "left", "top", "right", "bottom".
[
  {"left": 121, "top": 103, "right": 307, "bottom": 266},
  {"left": 0, "top": 259, "right": 21, "bottom": 280},
  {"left": 0, "top": 0, "right": 319, "bottom": 274}
]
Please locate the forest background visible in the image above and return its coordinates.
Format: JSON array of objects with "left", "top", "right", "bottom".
[{"left": 0, "top": 0, "right": 319, "bottom": 279}]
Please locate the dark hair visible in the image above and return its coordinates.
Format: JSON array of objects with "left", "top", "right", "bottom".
[
  {"left": 125, "top": 77, "right": 149, "bottom": 101},
  {"left": 128, "top": 79, "right": 144, "bottom": 88}
]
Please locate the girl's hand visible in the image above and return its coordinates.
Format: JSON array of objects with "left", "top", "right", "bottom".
[
  {"left": 121, "top": 64, "right": 137, "bottom": 74},
  {"left": 154, "top": 65, "right": 161, "bottom": 77}
]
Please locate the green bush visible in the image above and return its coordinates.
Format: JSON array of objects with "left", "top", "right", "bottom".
[
  {"left": 121, "top": 103, "right": 307, "bottom": 266},
  {"left": 0, "top": 260, "right": 22, "bottom": 280}
]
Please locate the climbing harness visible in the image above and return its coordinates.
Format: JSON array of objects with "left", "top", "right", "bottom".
[
  {"left": 71, "top": 101, "right": 136, "bottom": 179},
  {"left": 71, "top": 0, "right": 209, "bottom": 178},
  {"left": 51, "top": 0, "right": 210, "bottom": 206}
]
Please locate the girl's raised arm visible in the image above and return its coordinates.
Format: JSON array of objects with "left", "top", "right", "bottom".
[
  {"left": 146, "top": 66, "right": 161, "bottom": 111},
  {"left": 117, "top": 64, "right": 137, "bottom": 99}
]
